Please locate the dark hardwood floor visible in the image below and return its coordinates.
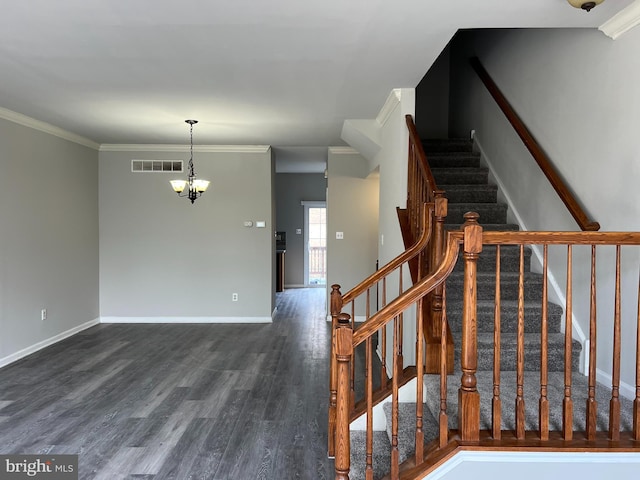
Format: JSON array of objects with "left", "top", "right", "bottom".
[{"left": 0, "top": 288, "right": 335, "bottom": 479}]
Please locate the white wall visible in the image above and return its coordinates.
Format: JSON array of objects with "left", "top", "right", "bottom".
[
  {"left": 0, "top": 117, "right": 99, "bottom": 366},
  {"left": 326, "top": 149, "right": 379, "bottom": 317},
  {"left": 448, "top": 28, "right": 640, "bottom": 393},
  {"left": 99, "top": 147, "right": 274, "bottom": 322}
]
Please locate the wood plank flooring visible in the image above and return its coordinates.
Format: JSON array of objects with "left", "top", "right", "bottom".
[{"left": 0, "top": 288, "right": 335, "bottom": 479}]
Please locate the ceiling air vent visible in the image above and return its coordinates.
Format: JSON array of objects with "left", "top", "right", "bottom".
[{"left": 131, "top": 160, "right": 183, "bottom": 173}]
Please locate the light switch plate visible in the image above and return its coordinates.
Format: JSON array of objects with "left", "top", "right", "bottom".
[
  {"left": 296, "top": 228, "right": 302, "bottom": 234},
  {"left": 256, "top": 221, "right": 266, "bottom": 228},
  {"left": 336, "top": 232, "right": 344, "bottom": 239}
]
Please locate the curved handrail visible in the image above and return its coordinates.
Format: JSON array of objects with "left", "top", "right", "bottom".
[
  {"left": 406, "top": 114, "right": 438, "bottom": 193},
  {"left": 341, "top": 203, "right": 433, "bottom": 305},
  {"left": 352, "top": 230, "right": 463, "bottom": 346},
  {"left": 469, "top": 57, "right": 600, "bottom": 232}
]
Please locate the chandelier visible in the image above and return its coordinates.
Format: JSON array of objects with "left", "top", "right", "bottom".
[
  {"left": 567, "top": 0, "right": 604, "bottom": 11},
  {"left": 170, "top": 120, "right": 210, "bottom": 204}
]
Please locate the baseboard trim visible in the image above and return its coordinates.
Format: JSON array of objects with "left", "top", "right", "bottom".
[
  {"left": 0, "top": 318, "right": 100, "bottom": 369},
  {"left": 100, "top": 316, "right": 272, "bottom": 324},
  {"left": 596, "top": 367, "right": 635, "bottom": 400}
]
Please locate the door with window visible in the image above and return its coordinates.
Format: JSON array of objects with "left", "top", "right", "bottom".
[{"left": 303, "top": 202, "right": 326, "bottom": 286}]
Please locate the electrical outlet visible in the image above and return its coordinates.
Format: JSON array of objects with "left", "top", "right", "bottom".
[
  {"left": 41, "top": 309, "right": 47, "bottom": 321},
  {"left": 232, "top": 293, "right": 238, "bottom": 302}
]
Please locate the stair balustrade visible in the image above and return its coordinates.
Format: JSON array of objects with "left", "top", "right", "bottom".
[{"left": 332, "top": 212, "right": 640, "bottom": 480}]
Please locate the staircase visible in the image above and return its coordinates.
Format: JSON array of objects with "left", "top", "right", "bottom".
[
  {"left": 349, "top": 138, "right": 586, "bottom": 479},
  {"left": 331, "top": 117, "right": 640, "bottom": 480}
]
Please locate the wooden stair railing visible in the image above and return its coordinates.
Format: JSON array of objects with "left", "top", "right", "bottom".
[
  {"left": 333, "top": 212, "right": 640, "bottom": 480},
  {"left": 328, "top": 204, "right": 434, "bottom": 458},
  {"left": 469, "top": 56, "right": 600, "bottom": 232},
  {"left": 405, "top": 114, "right": 453, "bottom": 375}
]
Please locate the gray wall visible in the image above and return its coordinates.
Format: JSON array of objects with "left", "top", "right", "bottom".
[
  {"left": 99, "top": 148, "right": 274, "bottom": 320},
  {"left": 448, "top": 28, "right": 640, "bottom": 393},
  {"left": 0, "top": 118, "right": 99, "bottom": 365},
  {"left": 416, "top": 45, "right": 451, "bottom": 139},
  {"left": 275, "top": 173, "right": 326, "bottom": 287},
  {"left": 326, "top": 150, "right": 379, "bottom": 317}
]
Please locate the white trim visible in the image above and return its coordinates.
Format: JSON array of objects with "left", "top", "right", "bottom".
[
  {"left": 426, "top": 451, "right": 640, "bottom": 480},
  {"left": 596, "top": 367, "right": 635, "bottom": 400},
  {"left": 100, "top": 316, "right": 272, "bottom": 324},
  {"left": 475, "top": 135, "right": 588, "bottom": 367},
  {"left": 0, "top": 318, "right": 100, "bottom": 369},
  {"left": 599, "top": 0, "right": 640, "bottom": 40},
  {"left": 328, "top": 146, "right": 360, "bottom": 155},
  {"left": 0, "top": 106, "right": 99, "bottom": 150},
  {"left": 301, "top": 200, "right": 326, "bottom": 206},
  {"left": 99, "top": 144, "right": 271, "bottom": 153},
  {"left": 376, "top": 89, "right": 402, "bottom": 126}
]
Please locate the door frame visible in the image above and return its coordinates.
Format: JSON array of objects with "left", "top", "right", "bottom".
[{"left": 301, "top": 201, "right": 326, "bottom": 287}]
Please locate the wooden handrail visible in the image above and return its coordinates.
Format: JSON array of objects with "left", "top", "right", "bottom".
[
  {"left": 352, "top": 231, "right": 462, "bottom": 347},
  {"left": 342, "top": 204, "right": 433, "bottom": 305},
  {"left": 406, "top": 114, "right": 438, "bottom": 193},
  {"left": 469, "top": 57, "right": 600, "bottom": 232}
]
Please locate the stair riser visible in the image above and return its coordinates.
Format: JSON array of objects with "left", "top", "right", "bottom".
[
  {"left": 423, "top": 139, "right": 473, "bottom": 153},
  {"left": 473, "top": 341, "right": 581, "bottom": 372},
  {"left": 445, "top": 305, "right": 563, "bottom": 334},
  {"left": 452, "top": 247, "right": 532, "bottom": 274},
  {"left": 433, "top": 170, "right": 488, "bottom": 185},
  {"left": 445, "top": 189, "right": 497, "bottom": 204},
  {"left": 446, "top": 275, "right": 545, "bottom": 302},
  {"left": 427, "top": 155, "right": 480, "bottom": 168},
  {"left": 446, "top": 204, "right": 508, "bottom": 225}
]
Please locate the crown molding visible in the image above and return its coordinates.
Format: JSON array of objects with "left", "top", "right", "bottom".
[
  {"left": 376, "top": 89, "right": 402, "bottom": 126},
  {"left": 599, "top": 0, "right": 640, "bottom": 39},
  {"left": 99, "top": 144, "right": 271, "bottom": 153},
  {"left": 328, "top": 146, "right": 360, "bottom": 155},
  {"left": 0, "top": 106, "right": 100, "bottom": 150}
]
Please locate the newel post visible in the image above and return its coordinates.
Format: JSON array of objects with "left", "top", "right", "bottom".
[
  {"left": 328, "top": 284, "right": 343, "bottom": 457},
  {"left": 459, "top": 212, "right": 482, "bottom": 442},
  {"left": 334, "top": 313, "right": 353, "bottom": 480}
]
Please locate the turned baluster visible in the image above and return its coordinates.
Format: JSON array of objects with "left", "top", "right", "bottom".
[
  {"left": 634, "top": 271, "right": 640, "bottom": 441},
  {"left": 440, "top": 284, "right": 449, "bottom": 448},
  {"left": 609, "top": 246, "right": 622, "bottom": 441},
  {"left": 390, "top": 316, "right": 401, "bottom": 480},
  {"left": 415, "top": 296, "right": 425, "bottom": 462},
  {"left": 539, "top": 245, "right": 549, "bottom": 440},
  {"left": 328, "top": 284, "right": 343, "bottom": 457},
  {"left": 563, "top": 245, "right": 574, "bottom": 441},
  {"left": 365, "top": 336, "right": 374, "bottom": 480},
  {"left": 492, "top": 245, "right": 502, "bottom": 440},
  {"left": 515, "top": 245, "right": 526, "bottom": 439},
  {"left": 459, "top": 212, "right": 482, "bottom": 442},
  {"left": 334, "top": 313, "right": 353, "bottom": 480},
  {"left": 586, "top": 245, "right": 598, "bottom": 440}
]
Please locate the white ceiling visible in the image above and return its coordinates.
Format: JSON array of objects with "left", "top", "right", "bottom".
[{"left": 0, "top": 0, "right": 631, "bottom": 170}]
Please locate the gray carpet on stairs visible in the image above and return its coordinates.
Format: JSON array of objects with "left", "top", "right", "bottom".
[{"left": 347, "top": 138, "right": 631, "bottom": 479}]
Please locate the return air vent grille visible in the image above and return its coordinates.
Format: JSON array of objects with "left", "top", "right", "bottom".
[{"left": 131, "top": 160, "right": 183, "bottom": 172}]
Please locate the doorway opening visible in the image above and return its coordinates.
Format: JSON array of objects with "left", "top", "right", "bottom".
[{"left": 303, "top": 202, "right": 326, "bottom": 286}]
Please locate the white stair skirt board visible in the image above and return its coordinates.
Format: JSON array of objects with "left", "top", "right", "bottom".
[
  {"left": 0, "top": 318, "right": 100, "bottom": 369},
  {"left": 350, "top": 376, "right": 426, "bottom": 431},
  {"left": 100, "top": 316, "right": 272, "bottom": 324},
  {"left": 425, "top": 451, "right": 640, "bottom": 480}
]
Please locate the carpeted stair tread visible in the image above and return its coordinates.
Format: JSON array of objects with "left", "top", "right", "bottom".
[
  {"left": 447, "top": 202, "right": 508, "bottom": 224},
  {"left": 349, "top": 430, "right": 391, "bottom": 480},
  {"left": 382, "top": 402, "right": 439, "bottom": 467},
  {"left": 445, "top": 299, "right": 564, "bottom": 333},
  {"left": 452, "top": 244, "right": 533, "bottom": 273},
  {"left": 441, "top": 184, "right": 497, "bottom": 203},
  {"left": 446, "top": 271, "right": 546, "bottom": 301},
  {"left": 431, "top": 167, "right": 489, "bottom": 185},
  {"left": 422, "top": 138, "right": 473, "bottom": 153},
  {"left": 426, "top": 154, "right": 481, "bottom": 169},
  {"left": 424, "top": 370, "right": 635, "bottom": 432},
  {"left": 446, "top": 223, "right": 520, "bottom": 232},
  {"left": 473, "top": 332, "right": 581, "bottom": 372}
]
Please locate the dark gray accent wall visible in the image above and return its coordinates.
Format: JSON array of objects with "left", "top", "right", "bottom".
[
  {"left": 416, "top": 45, "right": 451, "bottom": 139},
  {"left": 275, "top": 173, "right": 326, "bottom": 287}
]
